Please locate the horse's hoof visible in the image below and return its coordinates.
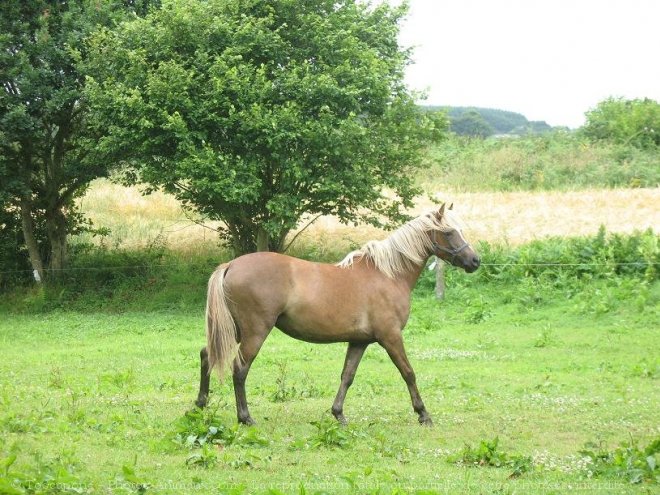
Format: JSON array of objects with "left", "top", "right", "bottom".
[
  {"left": 195, "top": 397, "right": 207, "bottom": 408},
  {"left": 239, "top": 416, "right": 256, "bottom": 426},
  {"left": 334, "top": 414, "right": 348, "bottom": 426},
  {"left": 419, "top": 416, "right": 434, "bottom": 427}
]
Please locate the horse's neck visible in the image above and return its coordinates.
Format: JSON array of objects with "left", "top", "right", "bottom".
[{"left": 398, "top": 256, "right": 429, "bottom": 291}]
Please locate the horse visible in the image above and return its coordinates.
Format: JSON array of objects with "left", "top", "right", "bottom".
[{"left": 194, "top": 204, "right": 480, "bottom": 426}]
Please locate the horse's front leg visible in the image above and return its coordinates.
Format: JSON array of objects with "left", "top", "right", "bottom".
[
  {"left": 195, "top": 346, "right": 210, "bottom": 408},
  {"left": 379, "top": 332, "right": 433, "bottom": 426}
]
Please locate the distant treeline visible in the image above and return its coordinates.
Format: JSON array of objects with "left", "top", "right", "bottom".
[{"left": 424, "top": 106, "right": 556, "bottom": 137}]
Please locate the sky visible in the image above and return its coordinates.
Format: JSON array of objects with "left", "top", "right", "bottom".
[{"left": 394, "top": 0, "right": 660, "bottom": 128}]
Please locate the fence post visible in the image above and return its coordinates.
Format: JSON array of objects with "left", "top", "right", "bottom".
[{"left": 435, "top": 257, "right": 445, "bottom": 300}]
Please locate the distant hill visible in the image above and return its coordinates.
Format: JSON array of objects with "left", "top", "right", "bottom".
[{"left": 424, "top": 106, "right": 554, "bottom": 137}]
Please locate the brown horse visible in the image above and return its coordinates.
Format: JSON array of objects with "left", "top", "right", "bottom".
[{"left": 195, "top": 204, "right": 480, "bottom": 426}]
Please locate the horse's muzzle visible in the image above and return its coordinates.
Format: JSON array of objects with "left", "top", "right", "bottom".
[{"left": 465, "top": 255, "right": 481, "bottom": 273}]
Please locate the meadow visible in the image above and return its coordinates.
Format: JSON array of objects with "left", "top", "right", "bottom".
[
  {"left": 1, "top": 260, "right": 658, "bottom": 494},
  {"left": 1, "top": 133, "right": 659, "bottom": 494}
]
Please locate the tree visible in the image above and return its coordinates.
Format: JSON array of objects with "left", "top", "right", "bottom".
[
  {"left": 582, "top": 97, "right": 659, "bottom": 149},
  {"left": 450, "top": 110, "right": 493, "bottom": 138},
  {"left": 0, "top": 0, "right": 157, "bottom": 281},
  {"left": 84, "top": 0, "right": 445, "bottom": 254}
]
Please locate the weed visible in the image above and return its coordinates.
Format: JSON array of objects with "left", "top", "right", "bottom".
[
  {"left": 463, "top": 296, "right": 492, "bottom": 324},
  {"left": 533, "top": 325, "right": 558, "bottom": 348},
  {"left": 185, "top": 444, "right": 218, "bottom": 469},
  {"left": 119, "top": 461, "right": 150, "bottom": 493},
  {"left": 173, "top": 408, "right": 268, "bottom": 450},
  {"left": 99, "top": 368, "right": 136, "bottom": 390},
  {"left": 270, "top": 361, "right": 324, "bottom": 402},
  {"left": 579, "top": 437, "right": 660, "bottom": 483},
  {"left": 448, "top": 437, "right": 534, "bottom": 478},
  {"left": 271, "top": 361, "right": 298, "bottom": 403},
  {"left": 0, "top": 449, "right": 90, "bottom": 494},
  {"left": 309, "top": 418, "right": 351, "bottom": 449}
]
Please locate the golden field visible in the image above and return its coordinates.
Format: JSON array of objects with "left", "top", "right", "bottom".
[{"left": 76, "top": 179, "right": 660, "bottom": 255}]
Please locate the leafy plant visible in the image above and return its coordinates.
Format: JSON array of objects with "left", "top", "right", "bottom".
[
  {"left": 120, "top": 462, "right": 150, "bottom": 493},
  {"left": 580, "top": 437, "right": 660, "bottom": 484},
  {"left": 185, "top": 444, "right": 218, "bottom": 469},
  {"left": 271, "top": 361, "right": 298, "bottom": 403},
  {"left": 463, "top": 296, "right": 492, "bottom": 324},
  {"left": 534, "top": 326, "right": 558, "bottom": 348},
  {"left": 173, "top": 408, "right": 268, "bottom": 450},
  {"left": 448, "top": 437, "right": 533, "bottom": 478},
  {"left": 309, "top": 418, "right": 351, "bottom": 449}
]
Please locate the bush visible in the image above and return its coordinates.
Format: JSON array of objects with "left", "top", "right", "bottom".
[
  {"left": 417, "top": 228, "right": 659, "bottom": 294},
  {"left": 582, "top": 97, "right": 660, "bottom": 150}
]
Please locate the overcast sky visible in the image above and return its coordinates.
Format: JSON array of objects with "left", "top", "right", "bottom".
[{"left": 395, "top": 0, "right": 660, "bottom": 128}]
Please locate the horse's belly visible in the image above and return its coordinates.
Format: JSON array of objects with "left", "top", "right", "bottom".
[{"left": 275, "top": 310, "right": 373, "bottom": 344}]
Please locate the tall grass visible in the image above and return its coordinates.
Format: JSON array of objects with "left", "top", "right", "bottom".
[
  {"left": 419, "top": 132, "right": 659, "bottom": 192},
  {"left": 4, "top": 228, "right": 656, "bottom": 314}
]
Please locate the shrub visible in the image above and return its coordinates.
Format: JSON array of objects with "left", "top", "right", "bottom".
[{"left": 582, "top": 97, "right": 660, "bottom": 150}]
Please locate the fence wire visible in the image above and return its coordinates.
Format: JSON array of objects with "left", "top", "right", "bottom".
[{"left": 0, "top": 260, "right": 657, "bottom": 276}]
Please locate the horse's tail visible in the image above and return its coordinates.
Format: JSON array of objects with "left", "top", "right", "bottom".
[{"left": 205, "top": 266, "right": 241, "bottom": 379}]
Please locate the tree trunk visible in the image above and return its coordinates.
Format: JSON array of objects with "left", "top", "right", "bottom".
[
  {"left": 256, "top": 227, "right": 270, "bottom": 252},
  {"left": 19, "top": 198, "right": 44, "bottom": 283},
  {"left": 45, "top": 207, "right": 68, "bottom": 273}
]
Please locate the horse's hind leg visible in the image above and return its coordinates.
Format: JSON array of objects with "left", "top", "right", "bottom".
[
  {"left": 195, "top": 346, "right": 210, "bottom": 408},
  {"left": 379, "top": 332, "right": 433, "bottom": 426},
  {"left": 331, "top": 342, "right": 368, "bottom": 425},
  {"left": 233, "top": 332, "right": 269, "bottom": 425}
]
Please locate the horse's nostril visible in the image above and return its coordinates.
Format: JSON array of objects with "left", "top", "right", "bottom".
[{"left": 473, "top": 257, "right": 481, "bottom": 266}]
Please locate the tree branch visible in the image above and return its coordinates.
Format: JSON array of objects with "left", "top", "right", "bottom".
[{"left": 282, "top": 213, "right": 323, "bottom": 253}]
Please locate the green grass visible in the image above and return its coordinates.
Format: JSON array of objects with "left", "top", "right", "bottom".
[
  {"left": 1, "top": 278, "right": 658, "bottom": 494},
  {"left": 419, "top": 133, "right": 660, "bottom": 192}
]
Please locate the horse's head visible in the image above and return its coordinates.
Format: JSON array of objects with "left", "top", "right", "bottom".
[{"left": 430, "top": 204, "right": 480, "bottom": 273}]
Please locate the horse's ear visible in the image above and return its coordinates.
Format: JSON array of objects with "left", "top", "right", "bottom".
[
  {"left": 437, "top": 203, "right": 446, "bottom": 219},
  {"left": 449, "top": 203, "right": 454, "bottom": 210}
]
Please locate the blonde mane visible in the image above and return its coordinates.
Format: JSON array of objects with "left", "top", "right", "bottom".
[{"left": 337, "top": 209, "right": 465, "bottom": 278}]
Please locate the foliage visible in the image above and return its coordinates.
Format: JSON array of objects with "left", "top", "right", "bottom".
[
  {"left": 3, "top": 228, "right": 657, "bottom": 314},
  {"left": 84, "top": 0, "right": 445, "bottom": 254},
  {"left": 447, "top": 437, "right": 533, "bottom": 478},
  {"left": 173, "top": 407, "right": 269, "bottom": 450},
  {"left": 0, "top": 206, "right": 32, "bottom": 288},
  {"left": 419, "top": 132, "right": 660, "bottom": 192},
  {"left": 428, "top": 106, "right": 553, "bottom": 136},
  {"left": 309, "top": 417, "right": 352, "bottom": 449},
  {"left": 0, "top": 449, "right": 90, "bottom": 494},
  {"left": 0, "top": 0, "right": 158, "bottom": 278},
  {"left": 449, "top": 110, "right": 493, "bottom": 137},
  {"left": 417, "top": 227, "right": 659, "bottom": 295},
  {"left": 582, "top": 97, "right": 660, "bottom": 149},
  {"left": 579, "top": 437, "right": 659, "bottom": 484}
]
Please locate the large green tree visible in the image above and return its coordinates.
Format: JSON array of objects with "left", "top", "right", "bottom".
[
  {"left": 84, "top": 0, "right": 445, "bottom": 254},
  {"left": 582, "top": 97, "right": 659, "bottom": 149},
  {"left": 0, "top": 0, "right": 157, "bottom": 281},
  {"left": 450, "top": 109, "right": 494, "bottom": 138}
]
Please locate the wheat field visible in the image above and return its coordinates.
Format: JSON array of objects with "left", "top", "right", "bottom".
[{"left": 77, "top": 179, "right": 660, "bottom": 254}]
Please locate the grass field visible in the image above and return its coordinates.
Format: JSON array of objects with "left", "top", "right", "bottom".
[
  {"left": 3, "top": 134, "right": 659, "bottom": 493},
  {"left": 1, "top": 277, "right": 658, "bottom": 493}
]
